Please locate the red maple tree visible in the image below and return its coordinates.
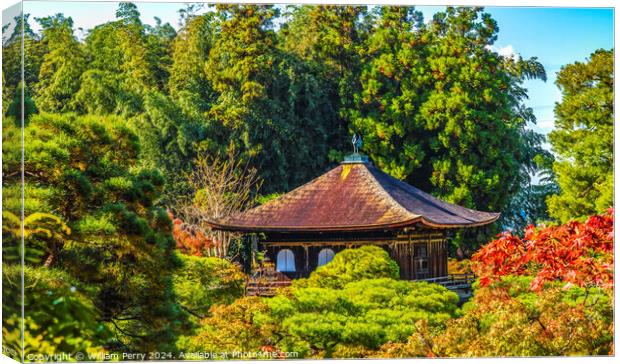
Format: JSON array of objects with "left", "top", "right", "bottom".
[
  {"left": 169, "top": 212, "right": 219, "bottom": 257},
  {"left": 473, "top": 208, "right": 614, "bottom": 291}
]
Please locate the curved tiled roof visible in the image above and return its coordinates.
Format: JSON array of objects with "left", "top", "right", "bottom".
[{"left": 207, "top": 160, "right": 500, "bottom": 232}]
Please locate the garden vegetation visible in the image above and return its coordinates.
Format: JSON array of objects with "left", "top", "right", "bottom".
[{"left": 2, "top": 2, "right": 613, "bottom": 359}]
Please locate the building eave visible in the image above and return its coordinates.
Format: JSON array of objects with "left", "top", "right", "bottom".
[{"left": 205, "top": 212, "right": 500, "bottom": 233}]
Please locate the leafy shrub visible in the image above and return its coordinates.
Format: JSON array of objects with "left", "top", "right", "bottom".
[
  {"left": 380, "top": 211, "right": 615, "bottom": 358},
  {"left": 179, "top": 296, "right": 275, "bottom": 355},
  {"left": 271, "top": 278, "right": 459, "bottom": 358},
  {"left": 272, "top": 247, "right": 456, "bottom": 357},
  {"left": 2, "top": 264, "right": 110, "bottom": 358},
  {"left": 447, "top": 258, "right": 473, "bottom": 274},
  {"left": 379, "top": 276, "right": 613, "bottom": 357},
  {"left": 173, "top": 253, "right": 245, "bottom": 321},
  {"left": 442, "top": 277, "right": 613, "bottom": 356},
  {"left": 182, "top": 247, "right": 458, "bottom": 358},
  {"left": 295, "top": 245, "right": 400, "bottom": 289},
  {"left": 171, "top": 214, "right": 219, "bottom": 257}
]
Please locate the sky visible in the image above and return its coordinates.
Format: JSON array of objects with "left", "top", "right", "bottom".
[{"left": 6, "top": 1, "right": 616, "bottom": 147}]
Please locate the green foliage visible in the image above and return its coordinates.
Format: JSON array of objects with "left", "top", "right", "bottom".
[
  {"left": 167, "top": 12, "right": 216, "bottom": 103},
  {"left": 5, "top": 81, "right": 38, "bottom": 121},
  {"left": 150, "top": 12, "right": 222, "bottom": 195},
  {"left": 254, "top": 193, "right": 283, "bottom": 205},
  {"left": 268, "top": 247, "right": 456, "bottom": 357},
  {"left": 203, "top": 4, "right": 281, "bottom": 169},
  {"left": 179, "top": 296, "right": 274, "bottom": 355},
  {"left": 280, "top": 5, "right": 370, "bottom": 157},
  {"left": 152, "top": 5, "right": 343, "bottom": 194},
  {"left": 348, "top": 6, "right": 428, "bottom": 180},
  {"left": 183, "top": 248, "right": 458, "bottom": 358},
  {"left": 547, "top": 49, "right": 614, "bottom": 222},
  {"left": 350, "top": 7, "right": 549, "bottom": 248},
  {"left": 116, "top": 2, "right": 141, "bottom": 25},
  {"left": 34, "top": 14, "right": 86, "bottom": 112},
  {"left": 130, "top": 91, "right": 207, "bottom": 196},
  {"left": 72, "top": 3, "right": 174, "bottom": 116},
  {"left": 71, "top": 69, "right": 124, "bottom": 115},
  {"left": 144, "top": 17, "right": 177, "bottom": 91},
  {"left": 173, "top": 254, "right": 245, "bottom": 321},
  {"left": 1, "top": 115, "right": 22, "bottom": 272},
  {"left": 2, "top": 264, "right": 110, "bottom": 358},
  {"left": 378, "top": 277, "right": 612, "bottom": 358},
  {"left": 2, "top": 15, "right": 43, "bottom": 120},
  {"left": 297, "top": 245, "right": 400, "bottom": 289},
  {"left": 2, "top": 14, "right": 46, "bottom": 117},
  {"left": 2, "top": 210, "right": 71, "bottom": 265},
  {"left": 203, "top": 4, "right": 337, "bottom": 193},
  {"left": 270, "top": 279, "right": 459, "bottom": 358},
  {"left": 7, "top": 3, "right": 553, "bottom": 207},
  {"left": 500, "top": 135, "right": 558, "bottom": 233},
  {"left": 434, "top": 277, "right": 613, "bottom": 357},
  {"left": 3, "top": 112, "right": 181, "bottom": 352}
]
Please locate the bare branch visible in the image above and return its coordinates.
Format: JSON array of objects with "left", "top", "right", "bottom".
[{"left": 171, "top": 150, "right": 262, "bottom": 258}]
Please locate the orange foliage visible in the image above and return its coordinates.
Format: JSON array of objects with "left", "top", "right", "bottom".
[
  {"left": 447, "top": 258, "right": 473, "bottom": 275},
  {"left": 473, "top": 208, "right": 614, "bottom": 290},
  {"left": 169, "top": 212, "right": 219, "bottom": 257}
]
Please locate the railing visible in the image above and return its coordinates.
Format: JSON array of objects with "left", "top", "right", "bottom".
[
  {"left": 246, "top": 272, "right": 476, "bottom": 296},
  {"left": 415, "top": 273, "right": 476, "bottom": 290},
  {"left": 246, "top": 279, "right": 292, "bottom": 296}
]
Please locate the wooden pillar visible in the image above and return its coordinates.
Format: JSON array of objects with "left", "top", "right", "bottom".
[
  {"left": 251, "top": 235, "right": 258, "bottom": 268},
  {"left": 442, "top": 235, "right": 448, "bottom": 276},
  {"left": 407, "top": 234, "right": 413, "bottom": 280},
  {"left": 304, "top": 245, "right": 309, "bottom": 273}
]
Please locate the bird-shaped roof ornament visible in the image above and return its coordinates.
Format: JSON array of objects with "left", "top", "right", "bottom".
[{"left": 352, "top": 133, "right": 363, "bottom": 154}]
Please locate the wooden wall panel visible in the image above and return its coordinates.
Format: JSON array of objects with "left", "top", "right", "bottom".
[{"left": 264, "top": 230, "right": 447, "bottom": 280}]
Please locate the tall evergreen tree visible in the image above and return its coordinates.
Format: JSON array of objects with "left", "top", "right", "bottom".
[
  {"left": 349, "top": 7, "right": 548, "bottom": 248},
  {"left": 348, "top": 6, "right": 429, "bottom": 182},
  {"left": 547, "top": 49, "right": 614, "bottom": 222},
  {"left": 144, "top": 17, "right": 177, "bottom": 91},
  {"left": 34, "top": 14, "right": 86, "bottom": 112},
  {"left": 3, "top": 113, "right": 182, "bottom": 352},
  {"left": 204, "top": 4, "right": 282, "bottom": 162},
  {"left": 167, "top": 11, "right": 217, "bottom": 105},
  {"left": 204, "top": 4, "right": 335, "bottom": 192},
  {"left": 421, "top": 7, "right": 546, "bottom": 212},
  {"left": 280, "top": 5, "right": 370, "bottom": 157},
  {"left": 73, "top": 2, "right": 159, "bottom": 115},
  {"left": 2, "top": 13, "right": 46, "bottom": 116}
]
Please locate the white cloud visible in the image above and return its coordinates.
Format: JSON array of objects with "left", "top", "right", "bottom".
[
  {"left": 487, "top": 44, "right": 520, "bottom": 61},
  {"left": 497, "top": 45, "right": 516, "bottom": 58}
]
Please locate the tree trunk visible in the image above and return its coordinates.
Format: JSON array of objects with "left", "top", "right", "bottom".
[{"left": 44, "top": 251, "right": 56, "bottom": 267}]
